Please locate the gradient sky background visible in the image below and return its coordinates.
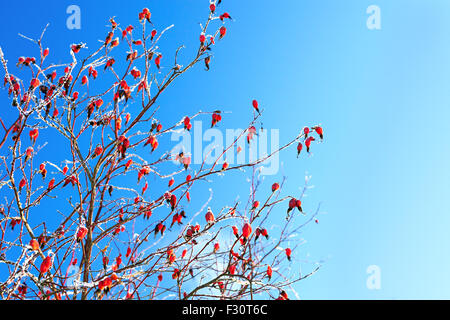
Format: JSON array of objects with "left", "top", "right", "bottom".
[{"left": 1, "top": 0, "right": 450, "bottom": 299}]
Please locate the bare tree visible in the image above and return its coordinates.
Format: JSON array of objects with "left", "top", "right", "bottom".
[{"left": 0, "top": 1, "right": 324, "bottom": 300}]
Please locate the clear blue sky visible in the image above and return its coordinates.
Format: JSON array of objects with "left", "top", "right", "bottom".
[{"left": 1, "top": 0, "right": 450, "bottom": 299}]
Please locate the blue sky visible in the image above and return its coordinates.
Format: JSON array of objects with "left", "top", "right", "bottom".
[{"left": 1, "top": 0, "right": 450, "bottom": 299}]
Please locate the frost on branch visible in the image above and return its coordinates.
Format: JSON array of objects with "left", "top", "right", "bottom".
[{"left": 0, "top": 1, "right": 325, "bottom": 300}]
